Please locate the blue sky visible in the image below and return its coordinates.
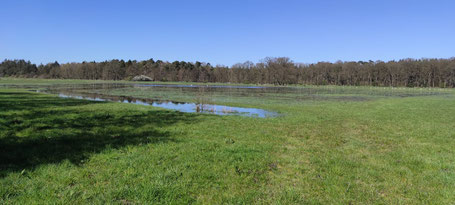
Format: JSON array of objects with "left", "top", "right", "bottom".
[{"left": 1, "top": 0, "right": 454, "bottom": 66}]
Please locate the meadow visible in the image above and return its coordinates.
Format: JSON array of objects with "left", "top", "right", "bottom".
[{"left": 1, "top": 78, "right": 455, "bottom": 204}]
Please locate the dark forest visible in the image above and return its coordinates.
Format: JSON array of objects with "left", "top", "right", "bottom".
[{"left": 1, "top": 57, "right": 455, "bottom": 87}]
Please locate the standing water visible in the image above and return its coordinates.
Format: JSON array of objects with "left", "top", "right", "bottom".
[{"left": 35, "top": 88, "right": 279, "bottom": 118}]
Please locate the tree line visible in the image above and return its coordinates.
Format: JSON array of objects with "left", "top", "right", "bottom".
[{"left": 1, "top": 57, "right": 455, "bottom": 87}]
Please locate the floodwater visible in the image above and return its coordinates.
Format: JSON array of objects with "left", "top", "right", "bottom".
[
  {"left": 48, "top": 92, "right": 278, "bottom": 118},
  {"left": 30, "top": 84, "right": 280, "bottom": 118},
  {"left": 1, "top": 82, "right": 448, "bottom": 117}
]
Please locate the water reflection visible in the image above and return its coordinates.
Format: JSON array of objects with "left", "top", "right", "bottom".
[
  {"left": 36, "top": 90, "right": 278, "bottom": 118},
  {"left": 1, "top": 82, "right": 448, "bottom": 117},
  {"left": 1, "top": 83, "right": 445, "bottom": 99}
]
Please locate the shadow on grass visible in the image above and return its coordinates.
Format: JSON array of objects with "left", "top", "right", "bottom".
[
  {"left": 0, "top": 91, "right": 101, "bottom": 112},
  {"left": 0, "top": 91, "right": 198, "bottom": 177}
]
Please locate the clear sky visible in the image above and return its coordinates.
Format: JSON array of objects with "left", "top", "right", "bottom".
[{"left": 1, "top": 0, "right": 454, "bottom": 66}]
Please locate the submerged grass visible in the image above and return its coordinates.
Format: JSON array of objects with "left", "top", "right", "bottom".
[{"left": 1, "top": 79, "right": 455, "bottom": 204}]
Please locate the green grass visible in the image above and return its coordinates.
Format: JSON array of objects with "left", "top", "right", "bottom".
[{"left": 1, "top": 79, "right": 455, "bottom": 204}]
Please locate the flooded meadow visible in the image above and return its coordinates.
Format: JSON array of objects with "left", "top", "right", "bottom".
[
  {"left": 1, "top": 79, "right": 455, "bottom": 204},
  {"left": 1, "top": 82, "right": 451, "bottom": 118}
]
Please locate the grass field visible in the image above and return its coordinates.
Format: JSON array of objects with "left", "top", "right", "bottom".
[{"left": 1, "top": 78, "right": 455, "bottom": 204}]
